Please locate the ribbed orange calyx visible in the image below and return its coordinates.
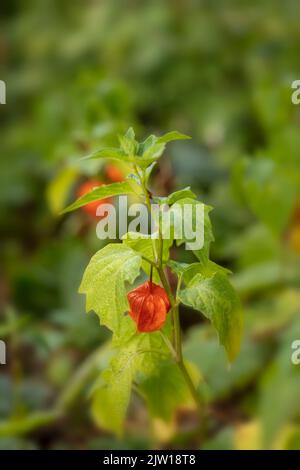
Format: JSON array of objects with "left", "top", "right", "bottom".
[{"left": 127, "top": 281, "right": 171, "bottom": 333}]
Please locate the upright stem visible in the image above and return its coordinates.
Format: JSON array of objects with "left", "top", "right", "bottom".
[
  {"left": 149, "top": 264, "right": 153, "bottom": 289},
  {"left": 138, "top": 167, "right": 203, "bottom": 416},
  {"left": 173, "top": 305, "right": 183, "bottom": 362},
  {"left": 177, "top": 359, "right": 203, "bottom": 411},
  {"left": 157, "top": 254, "right": 203, "bottom": 416}
]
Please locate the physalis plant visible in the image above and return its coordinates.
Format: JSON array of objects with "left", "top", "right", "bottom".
[{"left": 63, "top": 128, "right": 242, "bottom": 435}]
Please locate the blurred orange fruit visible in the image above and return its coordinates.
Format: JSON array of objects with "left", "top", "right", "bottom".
[
  {"left": 77, "top": 179, "right": 112, "bottom": 218},
  {"left": 105, "top": 164, "right": 124, "bottom": 183}
]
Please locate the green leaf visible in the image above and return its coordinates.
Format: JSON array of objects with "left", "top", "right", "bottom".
[
  {"left": 168, "top": 260, "right": 231, "bottom": 285},
  {"left": 137, "top": 135, "right": 157, "bottom": 156},
  {"left": 140, "top": 359, "right": 200, "bottom": 422},
  {"left": 91, "top": 341, "right": 139, "bottom": 436},
  {"left": 153, "top": 187, "right": 197, "bottom": 205},
  {"left": 123, "top": 232, "right": 171, "bottom": 283},
  {"left": 119, "top": 136, "right": 136, "bottom": 156},
  {"left": 144, "top": 162, "right": 157, "bottom": 186},
  {"left": 61, "top": 181, "right": 133, "bottom": 214},
  {"left": 79, "top": 244, "right": 142, "bottom": 342},
  {"left": 192, "top": 203, "right": 214, "bottom": 263},
  {"left": 139, "top": 142, "right": 166, "bottom": 167},
  {"left": 118, "top": 128, "right": 137, "bottom": 156},
  {"left": 82, "top": 147, "right": 132, "bottom": 162},
  {"left": 179, "top": 272, "right": 243, "bottom": 361},
  {"left": 167, "top": 260, "right": 190, "bottom": 277},
  {"left": 80, "top": 130, "right": 191, "bottom": 172},
  {"left": 91, "top": 330, "right": 170, "bottom": 435},
  {"left": 190, "top": 260, "right": 232, "bottom": 278},
  {"left": 136, "top": 134, "right": 165, "bottom": 166},
  {"left": 157, "top": 131, "right": 191, "bottom": 144},
  {"left": 161, "top": 198, "right": 213, "bottom": 259},
  {"left": 83, "top": 130, "right": 191, "bottom": 171},
  {"left": 125, "top": 127, "right": 135, "bottom": 140}
]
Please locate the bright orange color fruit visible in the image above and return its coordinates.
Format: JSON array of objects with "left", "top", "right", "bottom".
[
  {"left": 77, "top": 180, "right": 112, "bottom": 218},
  {"left": 127, "top": 281, "right": 171, "bottom": 333}
]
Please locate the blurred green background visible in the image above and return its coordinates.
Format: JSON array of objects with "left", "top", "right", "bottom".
[{"left": 1, "top": 0, "right": 300, "bottom": 450}]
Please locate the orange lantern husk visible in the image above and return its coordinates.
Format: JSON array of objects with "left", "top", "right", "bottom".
[{"left": 127, "top": 281, "right": 171, "bottom": 333}]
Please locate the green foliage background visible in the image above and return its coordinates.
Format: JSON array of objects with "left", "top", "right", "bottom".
[{"left": 0, "top": 0, "right": 300, "bottom": 449}]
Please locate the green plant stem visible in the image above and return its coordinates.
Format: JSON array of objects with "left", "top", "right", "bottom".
[
  {"left": 159, "top": 330, "right": 177, "bottom": 360},
  {"left": 134, "top": 164, "right": 158, "bottom": 263},
  {"left": 157, "top": 266, "right": 202, "bottom": 411},
  {"left": 138, "top": 165, "right": 203, "bottom": 417},
  {"left": 177, "top": 359, "right": 203, "bottom": 410},
  {"left": 141, "top": 255, "right": 156, "bottom": 267},
  {"left": 173, "top": 305, "right": 183, "bottom": 362}
]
